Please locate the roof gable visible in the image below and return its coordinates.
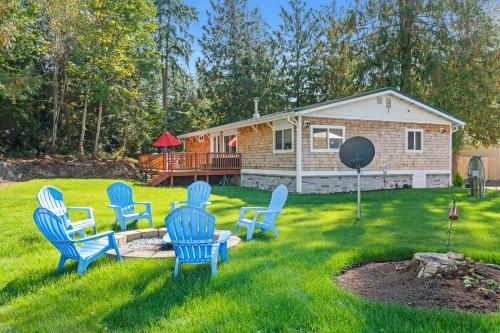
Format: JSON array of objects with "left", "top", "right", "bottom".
[
  {"left": 296, "top": 88, "right": 465, "bottom": 126},
  {"left": 306, "top": 93, "right": 456, "bottom": 125}
]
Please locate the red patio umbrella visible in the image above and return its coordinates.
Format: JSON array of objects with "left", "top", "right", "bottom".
[
  {"left": 153, "top": 131, "right": 182, "bottom": 148},
  {"left": 228, "top": 136, "right": 237, "bottom": 147}
]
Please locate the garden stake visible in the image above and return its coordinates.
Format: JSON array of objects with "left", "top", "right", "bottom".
[{"left": 447, "top": 197, "right": 459, "bottom": 251}]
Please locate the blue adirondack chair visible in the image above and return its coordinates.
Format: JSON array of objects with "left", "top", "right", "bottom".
[
  {"left": 235, "top": 184, "right": 288, "bottom": 240},
  {"left": 107, "top": 182, "right": 153, "bottom": 231},
  {"left": 170, "top": 181, "right": 212, "bottom": 211},
  {"left": 33, "top": 208, "right": 121, "bottom": 275},
  {"left": 37, "top": 186, "right": 96, "bottom": 237},
  {"left": 165, "top": 206, "right": 230, "bottom": 278}
]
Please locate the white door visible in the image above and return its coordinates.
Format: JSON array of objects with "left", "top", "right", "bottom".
[
  {"left": 412, "top": 172, "right": 427, "bottom": 188},
  {"left": 211, "top": 135, "right": 220, "bottom": 153}
]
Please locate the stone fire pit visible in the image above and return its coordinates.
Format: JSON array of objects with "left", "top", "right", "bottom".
[{"left": 106, "top": 227, "right": 241, "bottom": 259}]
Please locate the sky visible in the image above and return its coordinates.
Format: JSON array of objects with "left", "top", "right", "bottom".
[{"left": 184, "top": 0, "right": 353, "bottom": 70}]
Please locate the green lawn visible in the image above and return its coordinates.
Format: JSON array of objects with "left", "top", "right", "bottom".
[{"left": 0, "top": 179, "right": 498, "bottom": 332}]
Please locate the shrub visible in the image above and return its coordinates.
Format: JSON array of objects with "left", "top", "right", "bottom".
[{"left": 453, "top": 171, "right": 463, "bottom": 187}]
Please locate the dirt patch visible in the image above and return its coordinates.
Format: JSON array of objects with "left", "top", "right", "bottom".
[
  {"left": 0, "top": 179, "right": 13, "bottom": 187},
  {"left": 337, "top": 260, "right": 499, "bottom": 313},
  {"left": 0, "top": 156, "right": 140, "bottom": 181}
]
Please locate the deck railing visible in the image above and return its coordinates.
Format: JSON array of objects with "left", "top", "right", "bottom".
[{"left": 140, "top": 152, "right": 241, "bottom": 174}]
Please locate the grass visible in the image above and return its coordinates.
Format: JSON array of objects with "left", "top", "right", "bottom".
[{"left": 0, "top": 179, "right": 498, "bottom": 332}]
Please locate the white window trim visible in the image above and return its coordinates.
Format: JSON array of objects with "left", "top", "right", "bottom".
[
  {"left": 405, "top": 128, "right": 424, "bottom": 153},
  {"left": 310, "top": 125, "right": 346, "bottom": 153},
  {"left": 273, "top": 127, "right": 294, "bottom": 153}
]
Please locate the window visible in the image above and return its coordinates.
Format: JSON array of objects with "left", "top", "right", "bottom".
[
  {"left": 406, "top": 129, "right": 423, "bottom": 152},
  {"left": 310, "top": 126, "right": 345, "bottom": 152},
  {"left": 273, "top": 128, "right": 293, "bottom": 153},
  {"left": 196, "top": 135, "right": 204, "bottom": 142}
]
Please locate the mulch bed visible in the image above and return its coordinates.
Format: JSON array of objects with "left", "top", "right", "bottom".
[{"left": 337, "top": 260, "right": 499, "bottom": 313}]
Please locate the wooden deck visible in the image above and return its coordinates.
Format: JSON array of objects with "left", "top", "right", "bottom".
[{"left": 140, "top": 152, "right": 241, "bottom": 186}]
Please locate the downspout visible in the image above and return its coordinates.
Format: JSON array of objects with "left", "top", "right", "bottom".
[
  {"left": 450, "top": 125, "right": 456, "bottom": 187},
  {"left": 287, "top": 114, "right": 302, "bottom": 193}
]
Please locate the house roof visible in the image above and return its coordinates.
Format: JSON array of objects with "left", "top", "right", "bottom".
[{"left": 178, "top": 87, "right": 466, "bottom": 138}]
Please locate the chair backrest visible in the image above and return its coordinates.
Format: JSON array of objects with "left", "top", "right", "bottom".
[
  {"left": 264, "top": 184, "right": 288, "bottom": 224},
  {"left": 107, "top": 182, "right": 134, "bottom": 215},
  {"left": 186, "top": 181, "right": 211, "bottom": 209},
  {"left": 37, "top": 186, "right": 70, "bottom": 226},
  {"left": 33, "top": 208, "right": 80, "bottom": 259},
  {"left": 165, "top": 206, "right": 215, "bottom": 262}
]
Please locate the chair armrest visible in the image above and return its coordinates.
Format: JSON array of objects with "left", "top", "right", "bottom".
[
  {"left": 239, "top": 206, "right": 268, "bottom": 220},
  {"left": 134, "top": 201, "right": 151, "bottom": 206},
  {"left": 67, "top": 228, "right": 82, "bottom": 236},
  {"left": 67, "top": 206, "right": 94, "bottom": 220},
  {"left": 134, "top": 201, "right": 152, "bottom": 217},
  {"left": 170, "top": 201, "right": 187, "bottom": 211},
  {"left": 240, "top": 206, "right": 268, "bottom": 211},
  {"left": 67, "top": 207, "right": 92, "bottom": 211},
  {"left": 252, "top": 210, "right": 280, "bottom": 221},
  {"left": 107, "top": 205, "right": 123, "bottom": 218},
  {"left": 73, "top": 231, "right": 114, "bottom": 243},
  {"left": 216, "top": 230, "right": 231, "bottom": 244}
]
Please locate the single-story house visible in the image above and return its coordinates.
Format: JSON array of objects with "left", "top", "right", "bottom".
[{"left": 178, "top": 87, "right": 466, "bottom": 193}]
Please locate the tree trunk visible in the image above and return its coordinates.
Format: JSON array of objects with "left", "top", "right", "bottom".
[
  {"left": 49, "top": 63, "right": 59, "bottom": 154},
  {"left": 161, "top": 15, "right": 170, "bottom": 126},
  {"left": 49, "top": 62, "right": 67, "bottom": 154},
  {"left": 78, "top": 82, "right": 90, "bottom": 159},
  {"left": 93, "top": 100, "right": 103, "bottom": 159},
  {"left": 162, "top": 64, "right": 168, "bottom": 123},
  {"left": 399, "top": 0, "right": 414, "bottom": 93}
]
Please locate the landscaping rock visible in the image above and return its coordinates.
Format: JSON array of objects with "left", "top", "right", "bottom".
[{"left": 406, "top": 252, "right": 473, "bottom": 278}]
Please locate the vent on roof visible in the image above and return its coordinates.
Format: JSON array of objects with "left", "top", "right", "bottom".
[
  {"left": 386, "top": 97, "right": 392, "bottom": 109},
  {"left": 377, "top": 96, "right": 383, "bottom": 105}
]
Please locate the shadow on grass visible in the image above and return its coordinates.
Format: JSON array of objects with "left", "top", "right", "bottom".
[{"left": 0, "top": 262, "right": 74, "bottom": 306}]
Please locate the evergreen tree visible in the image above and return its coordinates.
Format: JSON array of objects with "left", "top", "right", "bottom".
[
  {"left": 154, "top": 0, "right": 197, "bottom": 126},
  {"left": 273, "top": 0, "right": 320, "bottom": 108},
  {"left": 199, "top": 0, "right": 275, "bottom": 125}
]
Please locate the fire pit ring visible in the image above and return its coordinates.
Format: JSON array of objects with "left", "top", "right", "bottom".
[{"left": 106, "top": 227, "right": 241, "bottom": 259}]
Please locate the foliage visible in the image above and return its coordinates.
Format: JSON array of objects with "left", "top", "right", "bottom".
[
  {"left": 273, "top": 0, "right": 321, "bottom": 108},
  {"left": 154, "top": 0, "right": 197, "bottom": 125},
  {"left": 453, "top": 171, "right": 464, "bottom": 187},
  {"left": 198, "top": 0, "right": 277, "bottom": 125},
  {"left": 0, "top": 0, "right": 498, "bottom": 157},
  {"left": 0, "top": 180, "right": 498, "bottom": 331}
]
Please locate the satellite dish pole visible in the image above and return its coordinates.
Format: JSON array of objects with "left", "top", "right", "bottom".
[
  {"left": 339, "top": 137, "right": 375, "bottom": 220},
  {"left": 352, "top": 154, "right": 363, "bottom": 219}
]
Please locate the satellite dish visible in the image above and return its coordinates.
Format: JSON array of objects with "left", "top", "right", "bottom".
[
  {"left": 339, "top": 137, "right": 376, "bottom": 219},
  {"left": 339, "top": 136, "right": 375, "bottom": 171}
]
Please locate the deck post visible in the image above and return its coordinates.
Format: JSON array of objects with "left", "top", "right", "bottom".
[
  {"left": 194, "top": 153, "right": 198, "bottom": 181},
  {"left": 170, "top": 153, "right": 174, "bottom": 187}
]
